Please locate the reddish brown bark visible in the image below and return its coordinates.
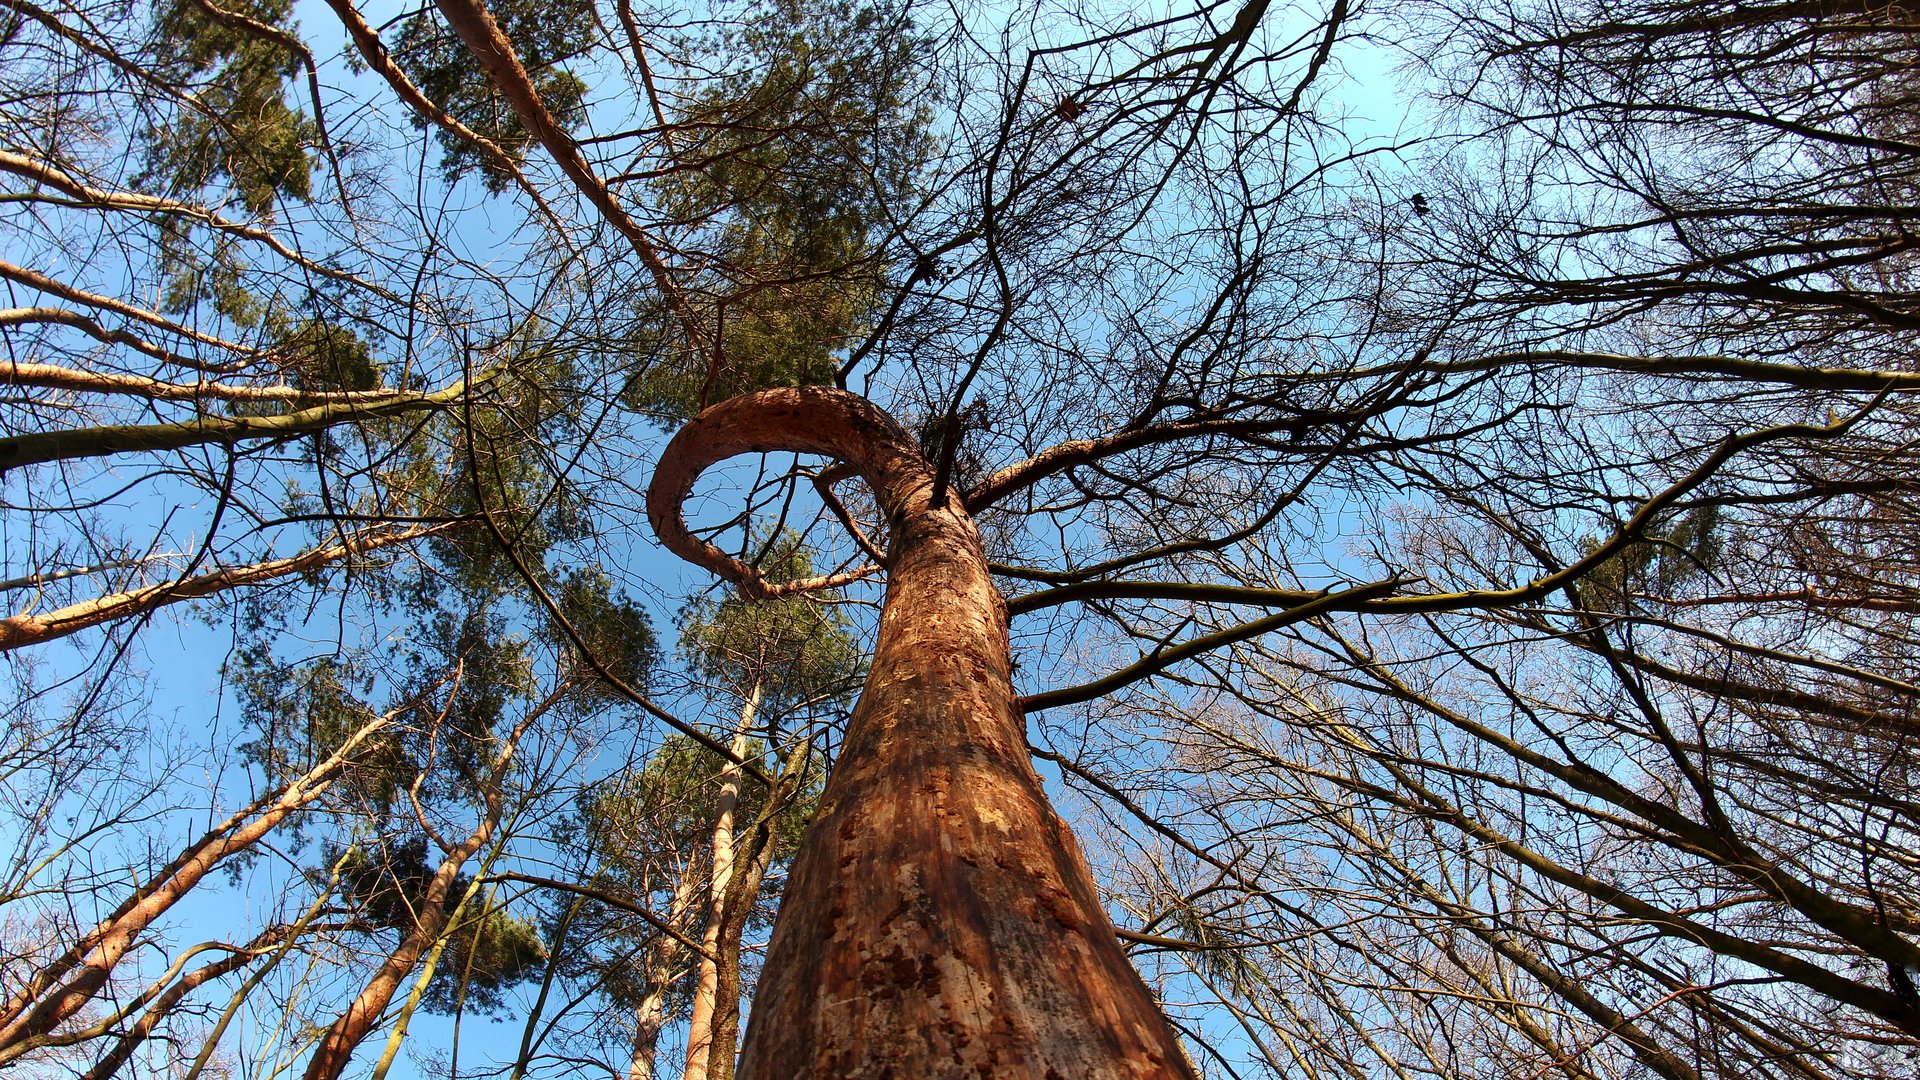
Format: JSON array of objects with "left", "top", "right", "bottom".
[{"left": 647, "top": 387, "right": 1194, "bottom": 1078}]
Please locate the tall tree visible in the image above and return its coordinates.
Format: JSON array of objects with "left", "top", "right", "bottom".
[
  {"left": 672, "top": 536, "right": 857, "bottom": 1079},
  {"left": 648, "top": 387, "right": 1200, "bottom": 1076},
  {"left": 6, "top": 0, "right": 1920, "bottom": 1076}
]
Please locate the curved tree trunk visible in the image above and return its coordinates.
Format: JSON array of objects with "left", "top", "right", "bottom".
[{"left": 647, "top": 387, "right": 1194, "bottom": 1079}]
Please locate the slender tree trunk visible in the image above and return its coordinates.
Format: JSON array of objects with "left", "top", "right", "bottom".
[
  {"left": 701, "top": 846, "right": 766, "bottom": 1080},
  {"left": 0, "top": 713, "right": 392, "bottom": 1056},
  {"left": 74, "top": 945, "right": 264, "bottom": 1080},
  {"left": 627, "top": 860, "right": 704, "bottom": 1080},
  {"left": 300, "top": 824, "right": 492, "bottom": 1080},
  {"left": 682, "top": 684, "right": 760, "bottom": 1080},
  {"left": 701, "top": 736, "right": 807, "bottom": 1080},
  {"left": 300, "top": 682, "right": 553, "bottom": 1080},
  {"left": 0, "top": 374, "right": 478, "bottom": 473},
  {"left": 648, "top": 387, "right": 1194, "bottom": 1078}
]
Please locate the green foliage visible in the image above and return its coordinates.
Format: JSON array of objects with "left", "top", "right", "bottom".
[
  {"left": 337, "top": 839, "right": 440, "bottom": 929},
  {"left": 672, "top": 0, "right": 933, "bottom": 269},
  {"left": 587, "top": 733, "right": 823, "bottom": 885},
  {"left": 553, "top": 567, "right": 658, "bottom": 699},
  {"left": 281, "top": 319, "right": 384, "bottom": 393},
  {"left": 389, "top": 0, "right": 595, "bottom": 192},
  {"left": 425, "top": 907, "right": 547, "bottom": 1014},
  {"left": 231, "top": 599, "right": 545, "bottom": 819},
  {"left": 231, "top": 649, "right": 408, "bottom": 812},
  {"left": 561, "top": 732, "right": 824, "bottom": 1014},
  {"left": 623, "top": 0, "right": 936, "bottom": 422},
  {"left": 406, "top": 605, "right": 535, "bottom": 782},
  {"left": 333, "top": 841, "right": 545, "bottom": 1015},
  {"left": 143, "top": 0, "right": 315, "bottom": 213},
  {"left": 677, "top": 533, "right": 864, "bottom": 709},
  {"left": 158, "top": 226, "right": 269, "bottom": 324},
  {"left": 141, "top": 1, "right": 321, "bottom": 350},
  {"left": 1164, "top": 902, "right": 1266, "bottom": 1000},
  {"left": 1657, "top": 503, "right": 1724, "bottom": 591},
  {"left": 423, "top": 334, "right": 591, "bottom": 596},
  {"left": 586, "top": 738, "right": 725, "bottom": 863},
  {"left": 1575, "top": 504, "right": 1724, "bottom": 611}
]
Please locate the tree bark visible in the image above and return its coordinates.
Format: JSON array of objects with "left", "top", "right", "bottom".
[
  {"left": 300, "top": 825, "right": 490, "bottom": 1080},
  {"left": 647, "top": 386, "right": 1194, "bottom": 1078},
  {"left": 682, "top": 685, "right": 760, "bottom": 1080},
  {"left": 700, "top": 738, "right": 800, "bottom": 1080},
  {"left": 0, "top": 373, "right": 476, "bottom": 473},
  {"left": 300, "top": 681, "right": 552, "bottom": 1080},
  {"left": 74, "top": 942, "right": 267, "bottom": 1080},
  {"left": 0, "top": 524, "right": 447, "bottom": 653},
  {"left": 0, "top": 711, "right": 393, "bottom": 1057},
  {"left": 627, "top": 866, "right": 703, "bottom": 1080}
]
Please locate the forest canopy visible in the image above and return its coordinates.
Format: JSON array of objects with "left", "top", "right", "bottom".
[{"left": 2, "top": 0, "right": 1918, "bottom": 1077}]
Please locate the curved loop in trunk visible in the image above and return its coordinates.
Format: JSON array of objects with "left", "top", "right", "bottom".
[{"left": 647, "top": 387, "right": 1195, "bottom": 1078}]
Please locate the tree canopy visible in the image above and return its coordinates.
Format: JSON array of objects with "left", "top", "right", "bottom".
[{"left": 2, "top": 0, "right": 1918, "bottom": 1076}]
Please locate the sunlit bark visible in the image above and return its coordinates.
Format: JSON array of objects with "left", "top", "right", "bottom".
[{"left": 649, "top": 386, "right": 1194, "bottom": 1078}]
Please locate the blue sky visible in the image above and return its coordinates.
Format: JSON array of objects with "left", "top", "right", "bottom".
[{"left": 0, "top": 0, "right": 1439, "bottom": 1075}]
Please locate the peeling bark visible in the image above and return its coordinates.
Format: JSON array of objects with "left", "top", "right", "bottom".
[{"left": 647, "top": 387, "right": 1194, "bottom": 1078}]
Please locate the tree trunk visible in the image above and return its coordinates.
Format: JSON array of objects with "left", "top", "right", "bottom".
[
  {"left": 75, "top": 944, "right": 265, "bottom": 1080},
  {"left": 301, "top": 688, "right": 552, "bottom": 1080},
  {"left": 0, "top": 713, "right": 394, "bottom": 1057},
  {"left": 704, "top": 725, "right": 815, "bottom": 1080},
  {"left": 648, "top": 387, "right": 1194, "bottom": 1078},
  {"left": 300, "top": 826, "right": 490, "bottom": 1080},
  {"left": 682, "top": 685, "right": 760, "bottom": 1080},
  {"left": 627, "top": 865, "right": 703, "bottom": 1080}
]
